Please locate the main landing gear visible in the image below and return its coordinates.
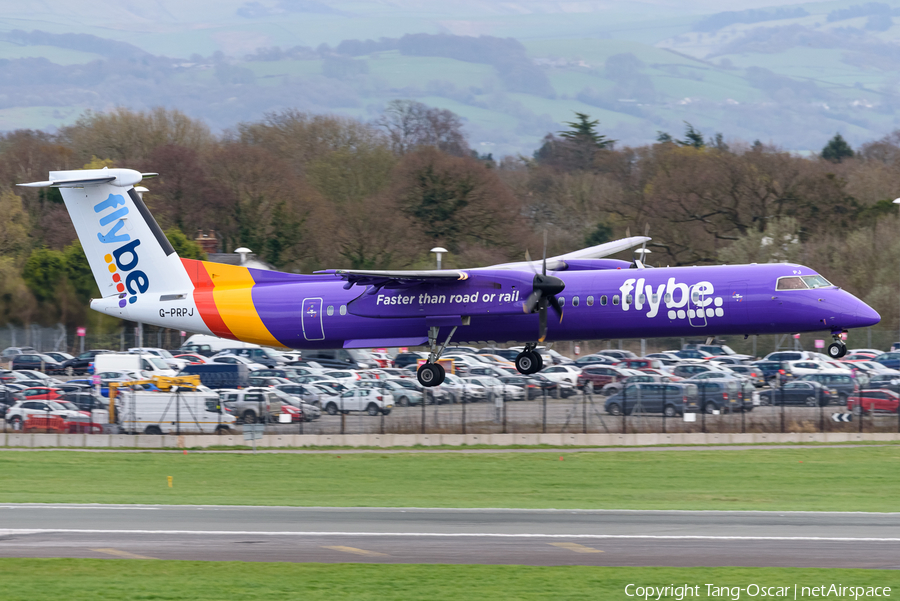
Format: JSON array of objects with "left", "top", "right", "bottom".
[
  {"left": 827, "top": 331, "right": 848, "bottom": 359},
  {"left": 416, "top": 325, "right": 458, "bottom": 387},
  {"left": 515, "top": 343, "right": 543, "bottom": 375}
]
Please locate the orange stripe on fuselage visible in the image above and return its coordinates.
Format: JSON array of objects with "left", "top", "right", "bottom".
[{"left": 181, "top": 258, "right": 233, "bottom": 338}]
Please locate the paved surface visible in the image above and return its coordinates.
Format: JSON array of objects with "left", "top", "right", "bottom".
[
  {"left": 0, "top": 505, "right": 898, "bottom": 567},
  {"left": 0, "top": 444, "right": 894, "bottom": 454}
]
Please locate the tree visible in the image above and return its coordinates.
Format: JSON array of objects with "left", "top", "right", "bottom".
[
  {"left": 164, "top": 228, "right": 206, "bottom": 260},
  {"left": 0, "top": 191, "right": 29, "bottom": 256},
  {"left": 374, "top": 100, "right": 469, "bottom": 157},
  {"left": 677, "top": 122, "right": 705, "bottom": 149},
  {"left": 822, "top": 133, "right": 854, "bottom": 162},
  {"left": 558, "top": 113, "right": 614, "bottom": 149}
]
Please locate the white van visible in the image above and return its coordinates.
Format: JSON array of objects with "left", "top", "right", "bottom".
[
  {"left": 93, "top": 353, "right": 176, "bottom": 377},
  {"left": 118, "top": 390, "right": 235, "bottom": 435},
  {"left": 183, "top": 334, "right": 259, "bottom": 355}
]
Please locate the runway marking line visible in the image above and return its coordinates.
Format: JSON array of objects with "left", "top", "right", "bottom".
[
  {"left": 6, "top": 530, "right": 900, "bottom": 542},
  {"left": 322, "top": 545, "right": 387, "bottom": 557},
  {"left": 90, "top": 548, "right": 156, "bottom": 560},
  {"left": 550, "top": 542, "right": 603, "bottom": 553}
]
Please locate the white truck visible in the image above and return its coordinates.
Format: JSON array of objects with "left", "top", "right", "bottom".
[
  {"left": 118, "top": 390, "right": 235, "bottom": 435},
  {"left": 93, "top": 353, "right": 176, "bottom": 377}
]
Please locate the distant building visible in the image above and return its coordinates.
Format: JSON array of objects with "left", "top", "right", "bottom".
[
  {"left": 194, "top": 230, "right": 274, "bottom": 270},
  {"left": 207, "top": 247, "right": 274, "bottom": 271},
  {"left": 194, "top": 230, "right": 219, "bottom": 255}
]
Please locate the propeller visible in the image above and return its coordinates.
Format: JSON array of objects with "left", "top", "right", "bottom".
[{"left": 522, "top": 231, "right": 566, "bottom": 342}]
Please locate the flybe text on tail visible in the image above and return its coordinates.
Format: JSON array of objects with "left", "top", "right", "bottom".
[{"left": 94, "top": 193, "right": 149, "bottom": 308}]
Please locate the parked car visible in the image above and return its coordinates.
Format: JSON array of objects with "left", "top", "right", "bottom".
[
  {"left": 573, "top": 354, "right": 617, "bottom": 367},
  {"left": 577, "top": 365, "right": 634, "bottom": 391},
  {"left": 644, "top": 352, "right": 683, "bottom": 366},
  {"left": 538, "top": 365, "right": 582, "bottom": 385},
  {"left": 601, "top": 374, "right": 674, "bottom": 396},
  {"left": 174, "top": 353, "right": 210, "bottom": 365},
  {"left": 43, "top": 352, "right": 74, "bottom": 365},
  {"left": 60, "top": 349, "right": 115, "bottom": 375},
  {"left": 15, "top": 386, "right": 64, "bottom": 401},
  {"left": 358, "top": 379, "right": 423, "bottom": 406},
  {"left": 763, "top": 351, "right": 818, "bottom": 362},
  {"left": 671, "top": 363, "right": 730, "bottom": 380},
  {"left": 604, "top": 382, "right": 698, "bottom": 417},
  {"left": 616, "top": 358, "right": 666, "bottom": 371},
  {"left": 872, "top": 352, "right": 900, "bottom": 370},
  {"left": 727, "top": 365, "right": 766, "bottom": 387},
  {"left": 214, "top": 347, "right": 287, "bottom": 368},
  {"left": 439, "top": 373, "right": 487, "bottom": 403},
  {"left": 326, "top": 388, "right": 392, "bottom": 416},
  {"left": 864, "top": 374, "right": 900, "bottom": 394},
  {"left": 61, "top": 391, "right": 108, "bottom": 413},
  {"left": 128, "top": 348, "right": 188, "bottom": 370},
  {"left": 273, "top": 383, "right": 322, "bottom": 407},
  {"left": 5, "top": 400, "right": 84, "bottom": 430},
  {"left": 759, "top": 381, "right": 834, "bottom": 406},
  {"left": 1, "top": 346, "right": 36, "bottom": 360},
  {"left": 461, "top": 376, "right": 525, "bottom": 401},
  {"left": 847, "top": 389, "right": 900, "bottom": 414},
  {"left": 11, "top": 353, "right": 64, "bottom": 374},
  {"left": 210, "top": 355, "right": 267, "bottom": 371},
  {"left": 218, "top": 388, "right": 286, "bottom": 423},
  {"left": 300, "top": 348, "right": 378, "bottom": 370},
  {"left": 467, "top": 365, "right": 510, "bottom": 378},
  {"left": 392, "top": 351, "right": 429, "bottom": 369},
  {"left": 597, "top": 349, "right": 637, "bottom": 360},
  {"left": 798, "top": 372, "right": 857, "bottom": 404},
  {"left": 674, "top": 349, "right": 712, "bottom": 360}
]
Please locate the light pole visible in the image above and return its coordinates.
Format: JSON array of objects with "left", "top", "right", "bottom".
[
  {"left": 894, "top": 198, "right": 900, "bottom": 344},
  {"left": 431, "top": 247, "right": 448, "bottom": 270}
]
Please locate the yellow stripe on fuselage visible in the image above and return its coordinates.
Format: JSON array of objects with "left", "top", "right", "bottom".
[{"left": 200, "top": 262, "right": 284, "bottom": 347}]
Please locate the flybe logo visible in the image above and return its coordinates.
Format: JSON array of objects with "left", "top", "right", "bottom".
[
  {"left": 619, "top": 277, "right": 725, "bottom": 320},
  {"left": 94, "top": 194, "right": 148, "bottom": 309}
]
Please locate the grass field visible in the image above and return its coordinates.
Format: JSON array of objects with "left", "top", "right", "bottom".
[
  {"left": 0, "top": 447, "right": 898, "bottom": 510},
  {"left": 0, "top": 560, "right": 897, "bottom": 601}
]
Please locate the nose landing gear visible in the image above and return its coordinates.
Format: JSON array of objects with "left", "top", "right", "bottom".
[
  {"left": 515, "top": 343, "right": 543, "bottom": 375},
  {"left": 827, "top": 331, "right": 847, "bottom": 359}
]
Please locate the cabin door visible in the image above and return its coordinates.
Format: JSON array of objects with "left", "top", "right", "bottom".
[{"left": 301, "top": 297, "right": 325, "bottom": 341}]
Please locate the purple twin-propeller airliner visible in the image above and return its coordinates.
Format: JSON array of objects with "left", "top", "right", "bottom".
[{"left": 21, "top": 168, "right": 880, "bottom": 387}]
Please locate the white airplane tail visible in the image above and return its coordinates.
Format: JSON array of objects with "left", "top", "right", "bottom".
[{"left": 19, "top": 168, "right": 193, "bottom": 316}]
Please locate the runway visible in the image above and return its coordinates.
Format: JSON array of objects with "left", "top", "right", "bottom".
[{"left": 0, "top": 505, "right": 898, "bottom": 567}]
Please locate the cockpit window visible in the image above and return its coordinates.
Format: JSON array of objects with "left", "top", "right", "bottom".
[
  {"left": 776, "top": 276, "right": 808, "bottom": 290},
  {"left": 801, "top": 275, "right": 832, "bottom": 288}
]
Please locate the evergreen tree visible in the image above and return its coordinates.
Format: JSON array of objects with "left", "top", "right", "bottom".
[
  {"left": 559, "top": 113, "right": 614, "bottom": 149},
  {"left": 677, "top": 122, "right": 705, "bottom": 149},
  {"left": 822, "top": 133, "right": 854, "bottom": 162}
]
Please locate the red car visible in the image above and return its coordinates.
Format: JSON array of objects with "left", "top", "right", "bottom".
[
  {"left": 847, "top": 389, "right": 900, "bottom": 414},
  {"left": 174, "top": 354, "right": 208, "bottom": 365},
  {"left": 577, "top": 365, "right": 634, "bottom": 389},
  {"left": 16, "top": 387, "right": 64, "bottom": 401},
  {"left": 616, "top": 358, "right": 665, "bottom": 371}
]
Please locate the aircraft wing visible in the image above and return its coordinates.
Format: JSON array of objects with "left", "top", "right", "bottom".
[
  {"left": 316, "top": 269, "right": 469, "bottom": 289},
  {"left": 485, "top": 236, "right": 650, "bottom": 271}
]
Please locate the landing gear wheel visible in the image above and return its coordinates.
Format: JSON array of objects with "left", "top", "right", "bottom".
[
  {"left": 827, "top": 342, "right": 847, "bottom": 359},
  {"left": 435, "top": 362, "right": 446, "bottom": 380},
  {"left": 515, "top": 351, "right": 543, "bottom": 375},
  {"left": 417, "top": 363, "right": 444, "bottom": 387}
]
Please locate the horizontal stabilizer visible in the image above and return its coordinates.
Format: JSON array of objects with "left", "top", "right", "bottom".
[{"left": 17, "top": 169, "right": 158, "bottom": 189}]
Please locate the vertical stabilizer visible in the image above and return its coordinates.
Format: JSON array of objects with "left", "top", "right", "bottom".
[{"left": 19, "top": 168, "right": 194, "bottom": 318}]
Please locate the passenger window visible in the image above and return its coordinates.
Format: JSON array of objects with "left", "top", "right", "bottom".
[
  {"left": 664, "top": 293, "right": 671, "bottom": 303},
  {"left": 559, "top": 297, "right": 566, "bottom": 307},
  {"left": 612, "top": 295, "right": 619, "bottom": 305},
  {"left": 587, "top": 296, "right": 594, "bottom": 306},
  {"left": 600, "top": 295, "right": 608, "bottom": 306},
  {"left": 638, "top": 294, "right": 645, "bottom": 304},
  {"left": 776, "top": 276, "right": 808, "bottom": 290},
  {"left": 340, "top": 305, "right": 347, "bottom": 316},
  {"left": 626, "top": 295, "right": 633, "bottom": 304},
  {"left": 327, "top": 305, "right": 334, "bottom": 316},
  {"left": 572, "top": 296, "right": 580, "bottom": 307}
]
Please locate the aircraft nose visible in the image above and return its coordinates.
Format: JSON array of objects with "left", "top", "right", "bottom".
[{"left": 854, "top": 300, "right": 881, "bottom": 328}]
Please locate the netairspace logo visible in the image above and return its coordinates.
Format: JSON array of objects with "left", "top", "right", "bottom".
[
  {"left": 94, "top": 193, "right": 148, "bottom": 308},
  {"left": 625, "top": 583, "right": 892, "bottom": 600},
  {"left": 618, "top": 277, "right": 729, "bottom": 321}
]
